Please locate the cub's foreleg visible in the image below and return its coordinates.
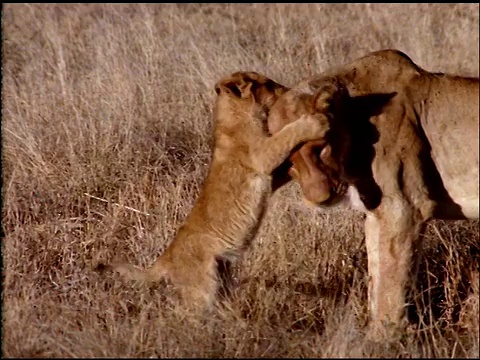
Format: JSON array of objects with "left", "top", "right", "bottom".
[{"left": 254, "top": 114, "right": 329, "bottom": 174}]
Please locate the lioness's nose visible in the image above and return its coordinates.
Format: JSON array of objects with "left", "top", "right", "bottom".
[{"left": 304, "top": 185, "right": 331, "bottom": 204}]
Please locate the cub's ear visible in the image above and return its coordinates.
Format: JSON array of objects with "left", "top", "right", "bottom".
[
  {"left": 215, "top": 71, "right": 289, "bottom": 107},
  {"left": 312, "top": 78, "right": 349, "bottom": 114},
  {"left": 233, "top": 71, "right": 289, "bottom": 108},
  {"left": 214, "top": 80, "right": 252, "bottom": 98},
  {"left": 215, "top": 73, "right": 255, "bottom": 99},
  {"left": 252, "top": 77, "right": 289, "bottom": 109}
]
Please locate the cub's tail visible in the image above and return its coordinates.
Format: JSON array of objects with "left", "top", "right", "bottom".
[{"left": 95, "top": 260, "right": 166, "bottom": 283}]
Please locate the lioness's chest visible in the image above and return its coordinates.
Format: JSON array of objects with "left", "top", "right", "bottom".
[{"left": 338, "top": 185, "right": 368, "bottom": 213}]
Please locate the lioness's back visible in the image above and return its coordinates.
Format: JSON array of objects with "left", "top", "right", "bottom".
[{"left": 416, "top": 75, "right": 479, "bottom": 218}]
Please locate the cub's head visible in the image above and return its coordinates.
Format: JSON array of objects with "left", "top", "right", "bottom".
[
  {"left": 269, "top": 77, "right": 350, "bottom": 205},
  {"left": 214, "top": 71, "right": 289, "bottom": 130}
]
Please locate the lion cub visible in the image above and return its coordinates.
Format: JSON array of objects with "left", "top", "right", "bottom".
[{"left": 99, "top": 72, "right": 330, "bottom": 309}]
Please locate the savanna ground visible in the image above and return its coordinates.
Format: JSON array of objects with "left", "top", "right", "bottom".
[{"left": 2, "top": 3, "right": 479, "bottom": 358}]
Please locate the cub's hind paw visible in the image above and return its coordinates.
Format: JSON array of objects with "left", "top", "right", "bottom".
[{"left": 94, "top": 262, "right": 112, "bottom": 274}]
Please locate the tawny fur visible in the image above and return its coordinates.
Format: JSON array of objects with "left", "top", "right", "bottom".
[
  {"left": 265, "top": 49, "right": 479, "bottom": 338},
  {"left": 99, "top": 71, "right": 330, "bottom": 309}
]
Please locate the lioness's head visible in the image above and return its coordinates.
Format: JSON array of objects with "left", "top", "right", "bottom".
[{"left": 269, "top": 78, "right": 350, "bottom": 205}]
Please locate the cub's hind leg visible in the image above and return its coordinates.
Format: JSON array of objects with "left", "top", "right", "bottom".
[{"left": 172, "top": 256, "right": 219, "bottom": 310}]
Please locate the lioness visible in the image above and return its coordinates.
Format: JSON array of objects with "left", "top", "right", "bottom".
[
  {"left": 267, "top": 49, "right": 479, "bottom": 337},
  {"left": 98, "top": 71, "right": 331, "bottom": 309}
]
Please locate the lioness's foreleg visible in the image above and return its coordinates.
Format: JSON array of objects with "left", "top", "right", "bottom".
[
  {"left": 254, "top": 114, "right": 328, "bottom": 174},
  {"left": 365, "top": 199, "right": 424, "bottom": 339}
]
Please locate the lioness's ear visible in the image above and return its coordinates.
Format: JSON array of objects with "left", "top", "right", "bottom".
[
  {"left": 313, "top": 78, "right": 349, "bottom": 114},
  {"left": 350, "top": 92, "right": 397, "bottom": 117}
]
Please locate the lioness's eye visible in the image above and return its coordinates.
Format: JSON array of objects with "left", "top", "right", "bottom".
[{"left": 311, "top": 145, "right": 324, "bottom": 160}]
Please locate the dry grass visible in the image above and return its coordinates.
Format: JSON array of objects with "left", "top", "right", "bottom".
[{"left": 2, "top": 4, "right": 479, "bottom": 358}]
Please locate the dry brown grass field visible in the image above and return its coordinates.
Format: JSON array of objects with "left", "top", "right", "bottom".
[{"left": 2, "top": 3, "right": 479, "bottom": 358}]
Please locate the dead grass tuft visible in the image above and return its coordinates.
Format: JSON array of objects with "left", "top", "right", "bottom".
[{"left": 2, "top": 3, "right": 479, "bottom": 358}]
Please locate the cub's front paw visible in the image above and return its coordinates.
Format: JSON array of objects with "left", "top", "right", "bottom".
[{"left": 299, "top": 114, "right": 329, "bottom": 140}]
